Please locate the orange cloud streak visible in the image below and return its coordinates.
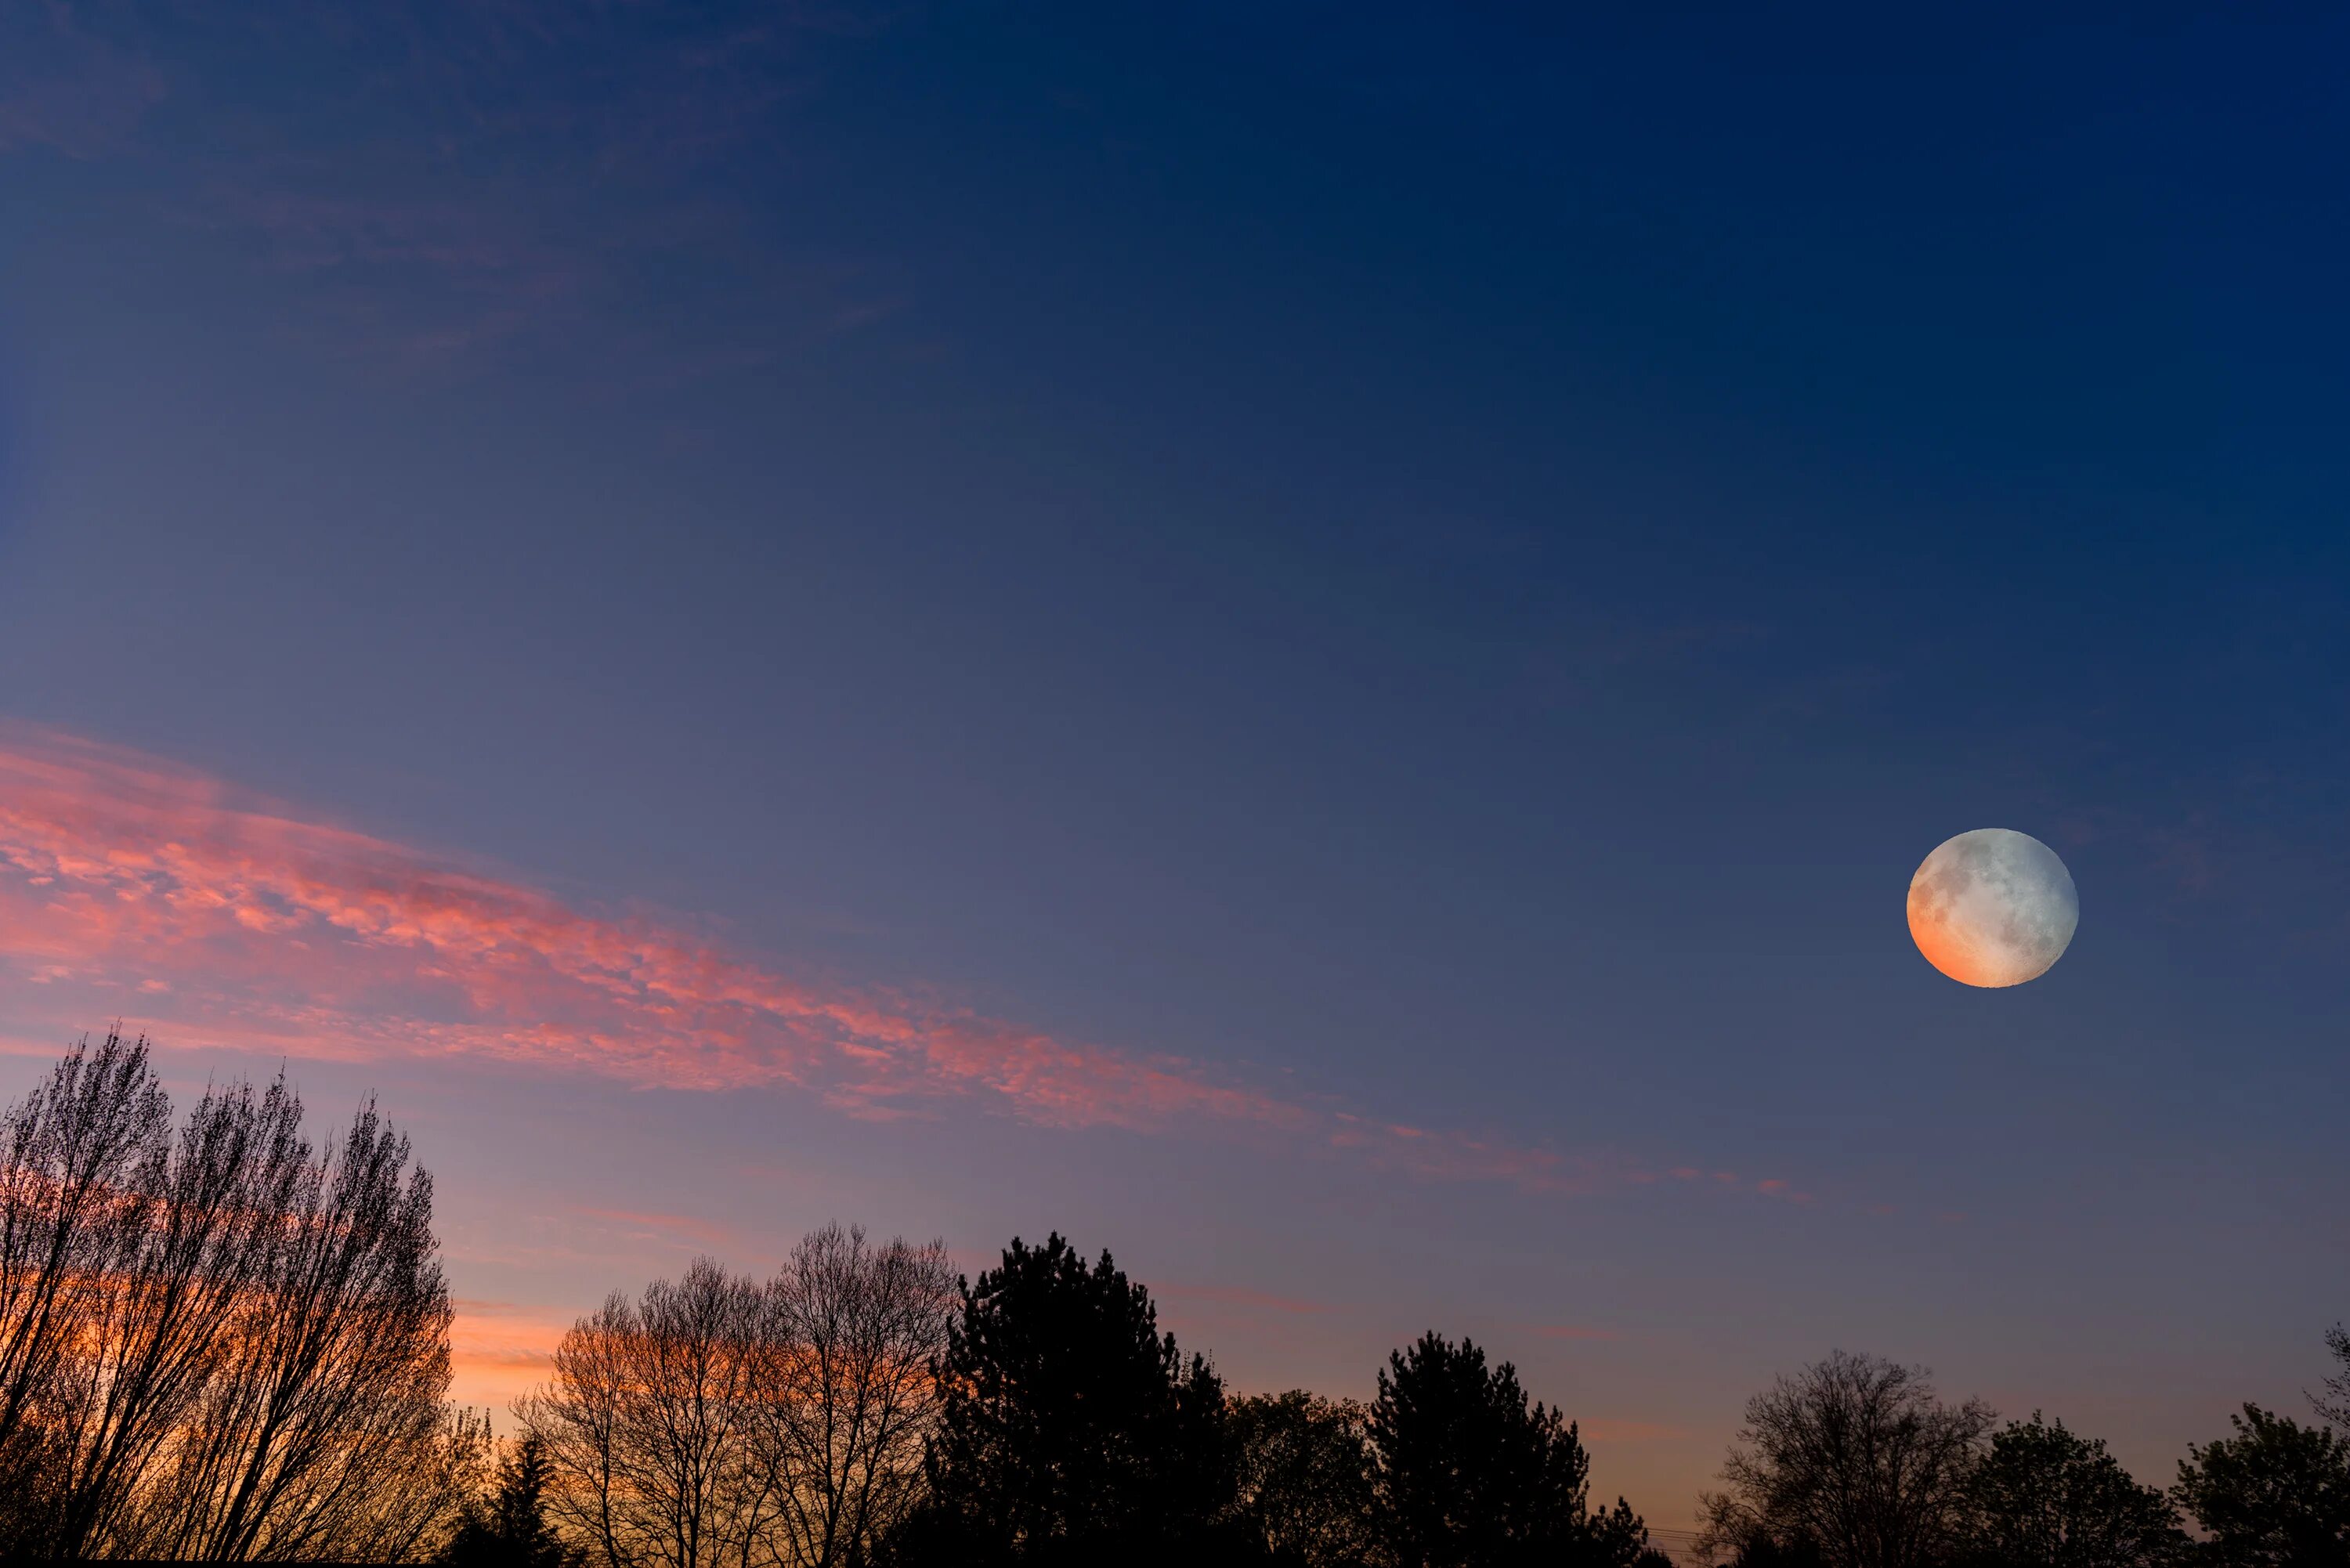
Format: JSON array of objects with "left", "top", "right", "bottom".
[
  {"left": 447, "top": 1299, "right": 573, "bottom": 1408},
  {"left": 0, "top": 724, "right": 1802, "bottom": 1205}
]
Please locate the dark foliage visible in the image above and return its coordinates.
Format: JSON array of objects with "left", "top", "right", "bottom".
[
  {"left": 13, "top": 1026, "right": 2341, "bottom": 1568},
  {"left": 1733, "top": 1533, "right": 1831, "bottom": 1568},
  {"left": 1964, "top": 1414, "right": 2183, "bottom": 1568},
  {"left": 443, "top": 1436, "right": 582, "bottom": 1568},
  {"left": 1699, "top": 1351, "right": 1992, "bottom": 1568},
  {"left": 2316, "top": 1329, "right": 2350, "bottom": 1433},
  {"left": 2173, "top": 1406, "right": 2350, "bottom": 1568},
  {"left": 884, "top": 1234, "right": 1246, "bottom": 1567},
  {"left": 1370, "top": 1330, "right": 1651, "bottom": 1568},
  {"left": 1230, "top": 1389, "right": 1379, "bottom": 1566}
]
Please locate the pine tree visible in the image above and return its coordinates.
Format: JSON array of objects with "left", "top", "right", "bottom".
[
  {"left": 1372, "top": 1331, "right": 1652, "bottom": 1568},
  {"left": 884, "top": 1234, "right": 1246, "bottom": 1566},
  {"left": 442, "top": 1436, "right": 582, "bottom": 1568}
]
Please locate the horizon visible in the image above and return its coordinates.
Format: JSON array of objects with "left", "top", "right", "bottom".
[{"left": 2, "top": 2, "right": 2346, "bottom": 1545}]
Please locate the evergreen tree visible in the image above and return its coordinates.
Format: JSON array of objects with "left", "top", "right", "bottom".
[
  {"left": 442, "top": 1436, "right": 582, "bottom": 1568},
  {"left": 884, "top": 1234, "right": 1247, "bottom": 1566},
  {"left": 1371, "top": 1331, "right": 1651, "bottom": 1568}
]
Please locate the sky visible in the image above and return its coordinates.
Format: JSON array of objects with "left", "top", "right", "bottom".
[{"left": 2, "top": 0, "right": 2348, "bottom": 1530}]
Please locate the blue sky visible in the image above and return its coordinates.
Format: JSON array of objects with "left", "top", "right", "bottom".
[{"left": 2, "top": 0, "right": 2345, "bottom": 1523}]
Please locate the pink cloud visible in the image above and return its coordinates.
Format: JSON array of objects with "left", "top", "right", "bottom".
[
  {"left": 0, "top": 726, "right": 1292, "bottom": 1129},
  {"left": 0, "top": 724, "right": 1815, "bottom": 1210}
]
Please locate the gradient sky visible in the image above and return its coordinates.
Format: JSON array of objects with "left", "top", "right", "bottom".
[{"left": 3, "top": 1, "right": 2347, "bottom": 1531}]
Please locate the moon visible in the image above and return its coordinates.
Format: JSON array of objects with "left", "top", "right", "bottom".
[{"left": 1907, "top": 829, "right": 2078, "bottom": 988}]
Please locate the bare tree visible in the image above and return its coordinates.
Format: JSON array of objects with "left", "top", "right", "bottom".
[
  {"left": 1698, "top": 1351, "right": 1993, "bottom": 1568},
  {"left": 746, "top": 1223, "right": 955, "bottom": 1568},
  {"left": 520, "top": 1300, "right": 631, "bottom": 1566},
  {"left": 0, "top": 1031, "right": 472, "bottom": 1561},
  {"left": 520, "top": 1258, "right": 768, "bottom": 1568},
  {"left": 147, "top": 1097, "right": 458, "bottom": 1559},
  {"left": 42, "top": 1072, "right": 312, "bottom": 1558},
  {"left": 519, "top": 1227, "right": 954, "bottom": 1568},
  {"left": 0, "top": 1031, "right": 172, "bottom": 1545},
  {"left": 115, "top": 1092, "right": 466, "bottom": 1562}
]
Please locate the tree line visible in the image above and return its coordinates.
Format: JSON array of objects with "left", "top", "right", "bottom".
[
  {"left": 5, "top": 1031, "right": 2350, "bottom": 1566},
  {"left": 1695, "top": 1347, "right": 2350, "bottom": 1568},
  {"left": 506, "top": 1230, "right": 1659, "bottom": 1568}
]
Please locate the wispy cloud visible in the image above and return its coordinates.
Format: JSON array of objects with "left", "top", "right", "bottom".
[
  {"left": 448, "top": 1298, "right": 574, "bottom": 1406},
  {"left": 0, "top": 724, "right": 1808, "bottom": 1207}
]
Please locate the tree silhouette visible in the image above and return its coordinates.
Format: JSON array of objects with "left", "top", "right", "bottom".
[
  {"left": 519, "top": 1257, "right": 767, "bottom": 1568},
  {"left": 1370, "top": 1330, "right": 1652, "bottom": 1568},
  {"left": 1731, "top": 1533, "right": 1831, "bottom": 1568},
  {"left": 747, "top": 1223, "right": 958, "bottom": 1568},
  {"left": 0, "top": 1031, "right": 475, "bottom": 1560},
  {"left": 140, "top": 1092, "right": 468, "bottom": 1563},
  {"left": 1697, "top": 1351, "right": 1991, "bottom": 1568},
  {"left": 0, "top": 1031, "right": 170, "bottom": 1554},
  {"left": 521, "top": 1227, "right": 956, "bottom": 1568},
  {"left": 884, "top": 1234, "right": 1242, "bottom": 1566},
  {"left": 2173, "top": 1406, "right": 2350, "bottom": 1568},
  {"left": 1229, "top": 1389, "right": 1379, "bottom": 1566},
  {"left": 443, "top": 1436, "right": 584, "bottom": 1568},
  {"left": 1964, "top": 1413, "right": 2183, "bottom": 1568},
  {"left": 2315, "top": 1328, "right": 2350, "bottom": 1432}
]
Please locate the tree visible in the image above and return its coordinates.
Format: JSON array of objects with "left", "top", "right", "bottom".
[
  {"left": 2172, "top": 1406, "right": 2350, "bottom": 1568},
  {"left": 1698, "top": 1351, "right": 1993, "bottom": 1568},
  {"left": 45, "top": 1068, "right": 315, "bottom": 1558},
  {"left": 443, "top": 1435, "right": 584, "bottom": 1568},
  {"left": 519, "top": 1258, "right": 768, "bottom": 1568},
  {"left": 1228, "top": 1390, "right": 1378, "bottom": 1566},
  {"left": 1370, "top": 1330, "right": 1653, "bottom": 1568},
  {"left": 747, "top": 1223, "right": 957, "bottom": 1568},
  {"left": 0, "top": 1032, "right": 172, "bottom": 1554},
  {"left": 135, "top": 1093, "right": 471, "bottom": 1563},
  {"left": 885, "top": 1234, "right": 1242, "bottom": 1566},
  {"left": 520, "top": 1224, "right": 960, "bottom": 1568},
  {"left": 1963, "top": 1413, "right": 2182, "bottom": 1568},
  {"left": 2314, "top": 1329, "right": 2350, "bottom": 1432},
  {"left": 0, "top": 1031, "right": 474, "bottom": 1561},
  {"left": 1731, "top": 1534, "right": 1831, "bottom": 1568}
]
